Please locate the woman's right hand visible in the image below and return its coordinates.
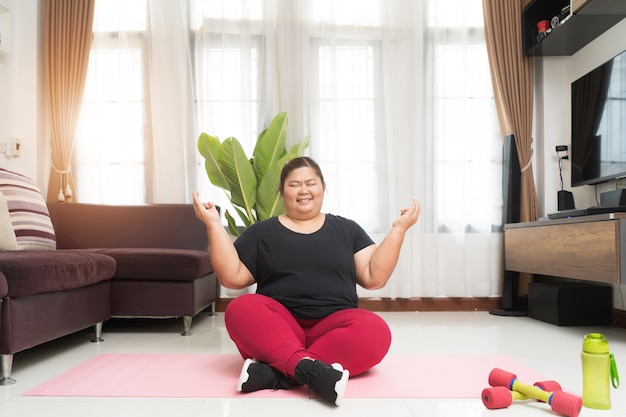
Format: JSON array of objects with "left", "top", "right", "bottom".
[
  {"left": 192, "top": 191, "right": 255, "bottom": 289},
  {"left": 192, "top": 191, "right": 221, "bottom": 228}
]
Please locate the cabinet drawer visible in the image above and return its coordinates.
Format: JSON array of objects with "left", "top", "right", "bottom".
[{"left": 505, "top": 220, "right": 621, "bottom": 283}]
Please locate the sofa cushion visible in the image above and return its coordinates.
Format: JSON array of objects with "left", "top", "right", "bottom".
[
  {"left": 0, "top": 191, "right": 18, "bottom": 250},
  {"left": 0, "top": 168, "right": 56, "bottom": 251},
  {"left": 93, "top": 248, "right": 213, "bottom": 282},
  {"left": 0, "top": 250, "right": 115, "bottom": 298}
]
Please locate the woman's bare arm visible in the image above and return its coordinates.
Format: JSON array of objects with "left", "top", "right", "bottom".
[
  {"left": 192, "top": 192, "right": 254, "bottom": 289},
  {"left": 355, "top": 199, "right": 420, "bottom": 289}
]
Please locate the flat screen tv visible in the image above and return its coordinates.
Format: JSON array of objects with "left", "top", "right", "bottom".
[{"left": 571, "top": 49, "right": 626, "bottom": 187}]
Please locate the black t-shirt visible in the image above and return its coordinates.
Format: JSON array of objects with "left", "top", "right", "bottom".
[{"left": 234, "top": 214, "right": 375, "bottom": 319}]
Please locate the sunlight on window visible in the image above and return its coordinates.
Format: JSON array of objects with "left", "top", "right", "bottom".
[
  {"left": 75, "top": 1, "right": 146, "bottom": 204},
  {"left": 427, "top": 0, "right": 484, "bottom": 28},
  {"left": 315, "top": 42, "right": 379, "bottom": 229},
  {"left": 194, "top": 33, "right": 260, "bottom": 212},
  {"left": 195, "top": 43, "right": 259, "bottom": 149},
  {"left": 432, "top": 39, "right": 501, "bottom": 230},
  {"left": 317, "top": 45, "right": 375, "bottom": 162},
  {"left": 190, "top": 0, "right": 263, "bottom": 30},
  {"left": 92, "top": 0, "right": 146, "bottom": 31},
  {"left": 312, "top": 0, "right": 380, "bottom": 26},
  {"left": 78, "top": 0, "right": 498, "bottom": 231}
]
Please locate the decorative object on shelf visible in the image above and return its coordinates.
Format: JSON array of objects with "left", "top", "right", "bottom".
[
  {"left": 536, "top": 19, "right": 551, "bottom": 42},
  {"left": 551, "top": 4, "right": 572, "bottom": 29},
  {"left": 523, "top": 0, "right": 626, "bottom": 56}
]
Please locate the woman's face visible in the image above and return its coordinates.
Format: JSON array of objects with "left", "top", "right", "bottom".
[{"left": 281, "top": 166, "right": 325, "bottom": 219}]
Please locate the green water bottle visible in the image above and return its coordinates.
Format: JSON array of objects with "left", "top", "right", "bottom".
[{"left": 581, "top": 333, "right": 620, "bottom": 410}]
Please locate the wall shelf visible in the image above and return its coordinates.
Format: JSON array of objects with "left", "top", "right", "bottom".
[
  {"left": 523, "top": 0, "right": 626, "bottom": 56},
  {"left": 0, "top": 1, "right": 11, "bottom": 55}
]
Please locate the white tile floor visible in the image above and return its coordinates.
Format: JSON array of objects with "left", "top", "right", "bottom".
[{"left": 0, "top": 311, "right": 624, "bottom": 417}]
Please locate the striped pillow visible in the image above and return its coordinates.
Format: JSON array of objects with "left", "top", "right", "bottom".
[{"left": 0, "top": 168, "right": 56, "bottom": 250}]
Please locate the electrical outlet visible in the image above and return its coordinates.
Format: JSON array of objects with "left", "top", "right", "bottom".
[
  {"left": 1, "top": 138, "right": 21, "bottom": 158},
  {"left": 556, "top": 145, "right": 568, "bottom": 152},
  {"left": 9, "top": 138, "right": 21, "bottom": 158}
]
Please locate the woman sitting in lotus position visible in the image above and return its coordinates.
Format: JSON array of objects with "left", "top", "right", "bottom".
[{"left": 193, "top": 156, "right": 420, "bottom": 405}]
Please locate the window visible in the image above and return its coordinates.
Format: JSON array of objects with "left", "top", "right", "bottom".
[
  {"left": 74, "top": 0, "right": 502, "bottom": 298},
  {"left": 309, "top": 38, "right": 386, "bottom": 231},
  {"left": 75, "top": 0, "right": 148, "bottom": 204},
  {"left": 427, "top": 0, "right": 501, "bottom": 232},
  {"left": 78, "top": 0, "right": 499, "bottom": 233}
]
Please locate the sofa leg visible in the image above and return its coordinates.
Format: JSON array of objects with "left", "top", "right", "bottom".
[
  {"left": 0, "top": 354, "right": 16, "bottom": 385},
  {"left": 208, "top": 301, "right": 217, "bottom": 317},
  {"left": 181, "top": 316, "right": 193, "bottom": 336},
  {"left": 91, "top": 322, "right": 104, "bottom": 343}
]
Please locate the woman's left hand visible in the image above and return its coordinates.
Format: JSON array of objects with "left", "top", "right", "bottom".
[{"left": 393, "top": 199, "right": 421, "bottom": 232}]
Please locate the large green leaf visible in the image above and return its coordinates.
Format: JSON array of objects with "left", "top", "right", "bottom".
[
  {"left": 289, "top": 135, "right": 311, "bottom": 156},
  {"left": 219, "top": 138, "right": 257, "bottom": 221},
  {"left": 253, "top": 112, "right": 288, "bottom": 181},
  {"left": 197, "top": 132, "right": 229, "bottom": 190},
  {"left": 256, "top": 154, "right": 294, "bottom": 220},
  {"left": 196, "top": 112, "right": 309, "bottom": 234},
  {"left": 231, "top": 204, "right": 253, "bottom": 227},
  {"left": 224, "top": 210, "right": 240, "bottom": 236}
]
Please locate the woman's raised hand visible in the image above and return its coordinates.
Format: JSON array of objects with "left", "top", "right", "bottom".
[
  {"left": 192, "top": 191, "right": 221, "bottom": 227},
  {"left": 393, "top": 198, "right": 421, "bottom": 232}
]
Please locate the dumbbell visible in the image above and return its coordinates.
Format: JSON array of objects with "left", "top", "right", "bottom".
[
  {"left": 487, "top": 368, "right": 582, "bottom": 417},
  {"left": 482, "top": 380, "right": 562, "bottom": 409},
  {"left": 482, "top": 385, "right": 528, "bottom": 409}
]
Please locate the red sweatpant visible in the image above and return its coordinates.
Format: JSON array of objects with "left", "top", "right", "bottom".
[{"left": 224, "top": 293, "right": 392, "bottom": 377}]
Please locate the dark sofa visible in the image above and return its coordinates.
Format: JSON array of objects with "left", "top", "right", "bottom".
[
  {"left": 48, "top": 203, "right": 220, "bottom": 332},
  {"left": 0, "top": 168, "right": 220, "bottom": 385},
  {"left": 0, "top": 250, "right": 115, "bottom": 385},
  {"left": 0, "top": 200, "right": 219, "bottom": 385}
]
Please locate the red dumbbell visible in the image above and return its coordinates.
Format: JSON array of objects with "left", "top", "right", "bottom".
[
  {"left": 482, "top": 380, "right": 563, "bottom": 409},
  {"left": 482, "top": 385, "right": 528, "bottom": 409},
  {"left": 487, "top": 368, "right": 582, "bottom": 417}
]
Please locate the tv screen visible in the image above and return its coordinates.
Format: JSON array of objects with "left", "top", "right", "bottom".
[{"left": 571, "top": 49, "right": 626, "bottom": 187}]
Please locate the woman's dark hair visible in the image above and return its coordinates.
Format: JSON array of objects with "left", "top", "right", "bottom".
[{"left": 279, "top": 156, "right": 325, "bottom": 193}]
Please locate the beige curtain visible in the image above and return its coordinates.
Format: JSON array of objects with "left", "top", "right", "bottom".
[
  {"left": 482, "top": 0, "right": 538, "bottom": 222},
  {"left": 44, "top": 0, "right": 95, "bottom": 203}
]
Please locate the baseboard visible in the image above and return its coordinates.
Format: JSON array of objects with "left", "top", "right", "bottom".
[
  {"left": 215, "top": 297, "right": 502, "bottom": 313},
  {"left": 212, "top": 297, "right": 626, "bottom": 329}
]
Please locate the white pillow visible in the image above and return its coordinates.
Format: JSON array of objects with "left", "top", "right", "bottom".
[{"left": 0, "top": 190, "right": 18, "bottom": 250}]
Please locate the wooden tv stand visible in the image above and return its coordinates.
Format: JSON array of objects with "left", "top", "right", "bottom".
[{"left": 505, "top": 213, "right": 626, "bottom": 284}]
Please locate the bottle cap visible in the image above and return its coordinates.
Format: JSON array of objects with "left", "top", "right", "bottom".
[{"left": 583, "top": 333, "right": 609, "bottom": 354}]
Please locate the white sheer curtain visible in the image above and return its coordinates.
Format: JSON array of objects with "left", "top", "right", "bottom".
[
  {"left": 192, "top": 0, "right": 502, "bottom": 299},
  {"left": 76, "top": 0, "right": 196, "bottom": 203},
  {"left": 75, "top": 0, "right": 148, "bottom": 204},
  {"left": 77, "top": 0, "right": 503, "bottom": 299},
  {"left": 147, "top": 0, "right": 197, "bottom": 202}
]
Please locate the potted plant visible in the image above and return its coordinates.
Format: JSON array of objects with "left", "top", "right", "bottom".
[{"left": 197, "top": 112, "right": 310, "bottom": 236}]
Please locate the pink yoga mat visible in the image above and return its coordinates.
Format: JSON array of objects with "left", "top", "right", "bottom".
[{"left": 24, "top": 353, "right": 547, "bottom": 398}]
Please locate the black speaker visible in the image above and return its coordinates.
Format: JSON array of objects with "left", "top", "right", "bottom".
[
  {"left": 502, "top": 135, "right": 521, "bottom": 225},
  {"left": 558, "top": 190, "right": 575, "bottom": 211},
  {"left": 490, "top": 134, "right": 526, "bottom": 317},
  {"left": 600, "top": 189, "right": 626, "bottom": 207}
]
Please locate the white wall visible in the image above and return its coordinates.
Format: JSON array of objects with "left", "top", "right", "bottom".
[
  {"left": 537, "top": 18, "right": 626, "bottom": 310},
  {"left": 0, "top": 0, "right": 44, "bottom": 188}
]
